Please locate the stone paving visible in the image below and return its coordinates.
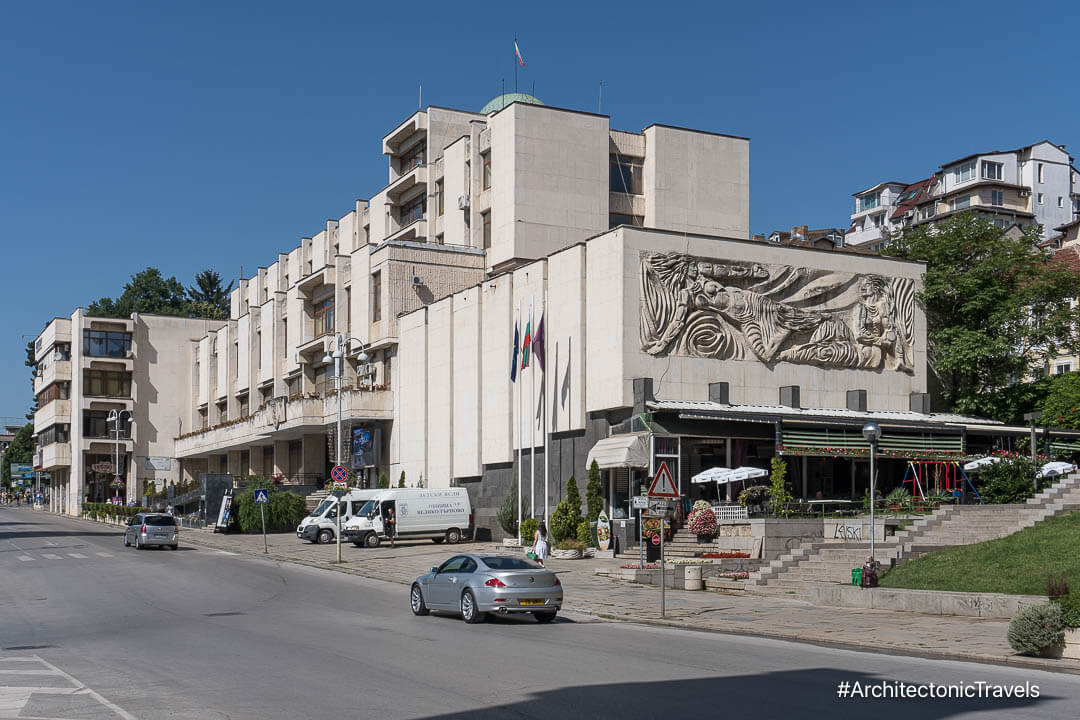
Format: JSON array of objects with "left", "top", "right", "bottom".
[{"left": 154, "top": 522, "right": 1080, "bottom": 674}]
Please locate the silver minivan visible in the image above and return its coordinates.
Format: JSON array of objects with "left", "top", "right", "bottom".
[{"left": 124, "top": 513, "right": 179, "bottom": 550}]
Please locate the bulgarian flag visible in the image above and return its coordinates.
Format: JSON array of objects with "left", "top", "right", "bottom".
[
  {"left": 514, "top": 39, "right": 525, "bottom": 67},
  {"left": 521, "top": 317, "right": 532, "bottom": 369}
]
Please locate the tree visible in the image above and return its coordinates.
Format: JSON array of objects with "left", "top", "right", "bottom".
[
  {"left": 767, "top": 456, "right": 791, "bottom": 517},
  {"left": 88, "top": 268, "right": 190, "bottom": 318},
  {"left": 549, "top": 476, "right": 583, "bottom": 541},
  {"left": 378, "top": 473, "right": 389, "bottom": 489},
  {"left": 24, "top": 340, "right": 37, "bottom": 420},
  {"left": 586, "top": 459, "right": 603, "bottom": 521},
  {"left": 1, "top": 424, "right": 33, "bottom": 488},
  {"left": 187, "top": 270, "right": 234, "bottom": 318},
  {"left": 496, "top": 482, "right": 527, "bottom": 537},
  {"left": 1039, "top": 371, "right": 1080, "bottom": 429},
  {"left": 886, "top": 214, "right": 1080, "bottom": 420}
]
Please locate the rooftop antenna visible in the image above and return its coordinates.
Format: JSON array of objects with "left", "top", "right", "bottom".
[
  {"left": 598, "top": 80, "right": 603, "bottom": 114},
  {"left": 418, "top": 83, "right": 422, "bottom": 110},
  {"left": 531, "top": 79, "right": 535, "bottom": 97}
]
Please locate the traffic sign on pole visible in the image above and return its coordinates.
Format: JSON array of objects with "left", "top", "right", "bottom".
[
  {"left": 254, "top": 488, "right": 269, "bottom": 504},
  {"left": 650, "top": 533, "right": 661, "bottom": 547},
  {"left": 331, "top": 465, "right": 348, "bottom": 484},
  {"left": 646, "top": 461, "right": 679, "bottom": 498}
]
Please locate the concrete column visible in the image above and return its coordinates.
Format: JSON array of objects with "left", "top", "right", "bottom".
[
  {"left": 227, "top": 451, "right": 242, "bottom": 478},
  {"left": 273, "top": 440, "right": 289, "bottom": 478},
  {"left": 801, "top": 456, "right": 808, "bottom": 501},
  {"left": 302, "top": 433, "right": 326, "bottom": 481}
]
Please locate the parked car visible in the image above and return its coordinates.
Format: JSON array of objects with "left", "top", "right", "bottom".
[
  {"left": 343, "top": 487, "right": 472, "bottom": 548},
  {"left": 296, "top": 490, "right": 379, "bottom": 544},
  {"left": 124, "top": 513, "right": 179, "bottom": 550},
  {"left": 410, "top": 553, "right": 562, "bottom": 624}
]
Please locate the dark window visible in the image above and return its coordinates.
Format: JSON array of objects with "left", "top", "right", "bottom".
[
  {"left": 372, "top": 272, "right": 382, "bottom": 322},
  {"left": 38, "top": 424, "right": 69, "bottom": 446},
  {"left": 313, "top": 298, "right": 335, "bottom": 338},
  {"left": 400, "top": 142, "right": 425, "bottom": 173},
  {"left": 481, "top": 556, "right": 538, "bottom": 569},
  {"left": 145, "top": 516, "right": 178, "bottom": 526},
  {"left": 482, "top": 211, "right": 491, "bottom": 249},
  {"left": 83, "top": 410, "right": 130, "bottom": 438},
  {"left": 436, "top": 181, "right": 444, "bottom": 216},
  {"left": 609, "top": 213, "right": 644, "bottom": 228},
  {"left": 438, "top": 556, "right": 469, "bottom": 573},
  {"left": 83, "top": 330, "right": 132, "bottom": 358},
  {"left": 610, "top": 156, "right": 643, "bottom": 194},
  {"left": 36, "top": 382, "right": 70, "bottom": 407},
  {"left": 399, "top": 195, "right": 425, "bottom": 226},
  {"left": 482, "top": 152, "right": 491, "bottom": 189},
  {"left": 83, "top": 370, "right": 132, "bottom": 398}
]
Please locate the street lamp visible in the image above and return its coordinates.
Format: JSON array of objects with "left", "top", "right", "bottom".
[
  {"left": 322, "top": 332, "right": 369, "bottom": 564},
  {"left": 107, "top": 409, "right": 134, "bottom": 505},
  {"left": 862, "top": 421, "right": 881, "bottom": 561}
]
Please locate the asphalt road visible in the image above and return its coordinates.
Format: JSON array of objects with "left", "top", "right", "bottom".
[{"left": 1, "top": 506, "right": 1077, "bottom": 720}]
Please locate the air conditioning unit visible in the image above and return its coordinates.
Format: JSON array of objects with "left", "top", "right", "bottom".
[
  {"left": 457, "top": 195, "right": 470, "bottom": 210},
  {"left": 412, "top": 275, "right": 425, "bottom": 286}
]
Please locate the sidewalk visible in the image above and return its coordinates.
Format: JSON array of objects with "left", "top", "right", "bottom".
[{"left": 170, "top": 523, "right": 1080, "bottom": 674}]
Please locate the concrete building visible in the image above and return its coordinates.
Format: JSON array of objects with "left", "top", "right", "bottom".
[
  {"left": 753, "top": 225, "right": 851, "bottom": 251},
  {"left": 31, "top": 312, "right": 223, "bottom": 514},
  {"left": 847, "top": 141, "right": 1080, "bottom": 248},
  {"left": 169, "top": 96, "right": 751, "bottom": 499}
]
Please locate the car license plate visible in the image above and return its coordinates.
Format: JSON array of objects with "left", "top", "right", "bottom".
[{"left": 519, "top": 599, "right": 545, "bottom": 606}]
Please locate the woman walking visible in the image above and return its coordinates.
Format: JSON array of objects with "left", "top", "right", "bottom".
[{"left": 532, "top": 521, "right": 549, "bottom": 567}]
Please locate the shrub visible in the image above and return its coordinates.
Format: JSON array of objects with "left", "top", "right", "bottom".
[
  {"left": 688, "top": 507, "right": 717, "bottom": 536},
  {"left": 576, "top": 520, "right": 594, "bottom": 546},
  {"left": 586, "top": 460, "right": 603, "bottom": 522},
  {"left": 1048, "top": 575, "right": 1071, "bottom": 600},
  {"left": 550, "top": 476, "right": 583, "bottom": 542},
  {"left": 768, "top": 457, "right": 791, "bottom": 517},
  {"left": 520, "top": 517, "right": 540, "bottom": 545},
  {"left": 234, "top": 488, "right": 307, "bottom": 533},
  {"left": 556, "top": 539, "right": 586, "bottom": 552},
  {"left": 1054, "top": 593, "right": 1080, "bottom": 629},
  {"left": 1007, "top": 603, "right": 1065, "bottom": 656},
  {"left": 978, "top": 456, "right": 1037, "bottom": 504},
  {"left": 884, "top": 486, "right": 914, "bottom": 513},
  {"left": 378, "top": 473, "right": 389, "bottom": 489},
  {"left": 398, "top": 472, "right": 405, "bottom": 488},
  {"left": 738, "top": 485, "right": 770, "bottom": 510},
  {"left": 497, "top": 484, "right": 527, "bottom": 537}
]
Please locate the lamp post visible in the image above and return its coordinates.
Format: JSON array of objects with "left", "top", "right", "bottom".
[
  {"left": 862, "top": 421, "right": 881, "bottom": 561},
  {"left": 1024, "top": 411, "right": 1044, "bottom": 491},
  {"left": 107, "top": 409, "right": 134, "bottom": 504},
  {"left": 322, "top": 333, "right": 368, "bottom": 564}
]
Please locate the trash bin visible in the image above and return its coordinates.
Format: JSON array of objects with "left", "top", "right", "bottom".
[
  {"left": 851, "top": 567, "right": 863, "bottom": 586},
  {"left": 684, "top": 565, "right": 703, "bottom": 591}
]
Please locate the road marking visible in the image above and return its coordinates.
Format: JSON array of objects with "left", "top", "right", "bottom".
[
  {"left": 67, "top": 553, "right": 87, "bottom": 559},
  {"left": 41, "top": 554, "right": 61, "bottom": 560},
  {"left": 95, "top": 552, "right": 113, "bottom": 558},
  {"left": 18, "top": 556, "right": 32, "bottom": 562},
  {"left": 216, "top": 550, "right": 237, "bottom": 555},
  {"left": 0, "top": 654, "right": 138, "bottom": 720}
]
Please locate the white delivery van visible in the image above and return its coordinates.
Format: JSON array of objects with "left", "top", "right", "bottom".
[
  {"left": 296, "top": 489, "right": 379, "bottom": 544},
  {"left": 342, "top": 488, "right": 472, "bottom": 548}
]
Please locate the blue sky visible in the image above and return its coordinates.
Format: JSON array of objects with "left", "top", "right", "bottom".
[{"left": 3, "top": 0, "right": 1078, "bottom": 419}]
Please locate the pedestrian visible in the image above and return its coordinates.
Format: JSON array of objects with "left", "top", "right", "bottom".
[
  {"left": 383, "top": 504, "right": 396, "bottom": 548},
  {"left": 166, "top": 504, "right": 174, "bottom": 516},
  {"left": 532, "top": 521, "right": 549, "bottom": 566}
]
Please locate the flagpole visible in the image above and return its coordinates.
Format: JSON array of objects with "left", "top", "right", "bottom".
[
  {"left": 516, "top": 303, "right": 522, "bottom": 545},
  {"left": 514, "top": 36, "right": 518, "bottom": 94},
  {"left": 529, "top": 296, "right": 535, "bottom": 520},
  {"left": 543, "top": 288, "right": 549, "bottom": 525}
]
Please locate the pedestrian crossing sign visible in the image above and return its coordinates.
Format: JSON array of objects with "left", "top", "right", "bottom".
[
  {"left": 254, "top": 488, "right": 269, "bottom": 504},
  {"left": 647, "top": 461, "right": 679, "bottom": 498}
]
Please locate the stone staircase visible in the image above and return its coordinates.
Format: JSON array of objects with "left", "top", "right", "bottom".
[
  {"left": 746, "top": 471, "right": 1080, "bottom": 600},
  {"left": 306, "top": 491, "right": 329, "bottom": 512}
]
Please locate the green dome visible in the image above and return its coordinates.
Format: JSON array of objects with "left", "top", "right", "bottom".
[{"left": 480, "top": 93, "right": 545, "bottom": 115}]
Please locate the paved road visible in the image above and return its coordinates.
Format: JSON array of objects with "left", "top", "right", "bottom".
[{"left": 1, "top": 506, "right": 1077, "bottom": 719}]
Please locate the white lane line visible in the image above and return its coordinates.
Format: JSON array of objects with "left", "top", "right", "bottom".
[
  {"left": 216, "top": 550, "right": 237, "bottom": 555},
  {"left": 41, "top": 554, "right": 61, "bottom": 560},
  {"left": 67, "top": 553, "right": 88, "bottom": 559},
  {"left": 32, "top": 655, "right": 138, "bottom": 720},
  {"left": 17, "top": 556, "right": 32, "bottom": 562},
  {"left": 95, "top": 552, "right": 113, "bottom": 558}
]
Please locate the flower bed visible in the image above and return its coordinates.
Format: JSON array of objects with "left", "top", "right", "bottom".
[
  {"left": 688, "top": 505, "right": 718, "bottom": 537},
  {"left": 620, "top": 563, "right": 660, "bottom": 570},
  {"left": 699, "top": 552, "right": 750, "bottom": 559},
  {"left": 719, "top": 571, "right": 750, "bottom": 580}
]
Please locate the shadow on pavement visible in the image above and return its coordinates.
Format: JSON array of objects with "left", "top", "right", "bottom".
[{"left": 417, "top": 670, "right": 1052, "bottom": 720}]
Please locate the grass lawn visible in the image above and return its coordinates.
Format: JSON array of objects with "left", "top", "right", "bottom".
[{"left": 879, "top": 511, "right": 1080, "bottom": 596}]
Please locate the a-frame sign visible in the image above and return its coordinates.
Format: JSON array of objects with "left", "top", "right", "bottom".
[{"left": 647, "top": 461, "right": 679, "bottom": 498}]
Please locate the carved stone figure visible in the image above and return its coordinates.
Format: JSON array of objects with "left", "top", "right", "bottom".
[{"left": 640, "top": 252, "right": 914, "bottom": 372}]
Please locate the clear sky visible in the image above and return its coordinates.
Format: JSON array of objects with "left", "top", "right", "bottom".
[{"left": 3, "top": 0, "right": 1079, "bottom": 419}]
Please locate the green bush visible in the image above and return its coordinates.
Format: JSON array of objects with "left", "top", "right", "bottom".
[
  {"left": 576, "top": 520, "right": 594, "bottom": 546},
  {"left": 884, "top": 486, "right": 914, "bottom": 513},
  {"left": 978, "top": 456, "right": 1037, "bottom": 504},
  {"left": 550, "top": 477, "right": 583, "bottom": 542},
  {"left": 520, "top": 517, "right": 540, "bottom": 545},
  {"left": 768, "top": 457, "right": 791, "bottom": 517},
  {"left": 378, "top": 473, "right": 390, "bottom": 489},
  {"left": 84, "top": 503, "right": 149, "bottom": 520},
  {"left": 397, "top": 472, "right": 405, "bottom": 488},
  {"left": 233, "top": 489, "right": 307, "bottom": 533},
  {"left": 1054, "top": 592, "right": 1080, "bottom": 628},
  {"left": 556, "top": 539, "right": 586, "bottom": 552},
  {"left": 1007, "top": 603, "right": 1065, "bottom": 656},
  {"left": 738, "top": 485, "right": 770, "bottom": 510},
  {"left": 497, "top": 484, "right": 527, "bottom": 537},
  {"left": 586, "top": 460, "right": 603, "bottom": 522}
]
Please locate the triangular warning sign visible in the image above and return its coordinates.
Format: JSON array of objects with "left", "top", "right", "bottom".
[{"left": 647, "top": 461, "right": 679, "bottom": 497}]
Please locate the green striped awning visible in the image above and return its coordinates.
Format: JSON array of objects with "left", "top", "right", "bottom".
[{"left": 779, "top": 429, "right": 964, "bottom": 460}]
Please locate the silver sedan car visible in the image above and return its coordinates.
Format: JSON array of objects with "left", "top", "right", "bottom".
[
  {"left": 123, "top": 513, "right": 179, "bottom": 550},
  {"left": 410, "top": 553, "right": 563, "bottom": 624}
]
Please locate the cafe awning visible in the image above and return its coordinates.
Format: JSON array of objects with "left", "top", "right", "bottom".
[{"left": 586, "top": 433, "right": 650, "bottom": 470}]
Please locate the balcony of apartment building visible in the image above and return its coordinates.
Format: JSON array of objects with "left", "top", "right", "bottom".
[
  {"left": 34, "top": 396, "right": 71, "bottom": 435},
  {"left": 385, "top": 192, "right": 428, "bottom": 244},
  {"left": 382, "top": 110, "right": 428, "bottom": 160},
  {"left": 35, "top": 442, "right": 71, "bottom": 471},
  {"left": 912, "top": 187, "right": 1034, "bottom": 228},
  {"left": 80, "top": 329, "right": 134, "bottom": 369},
  {"left": 81, "top": 409, "right": 132, "bottom": 454},
  {"left": 294, "top": 296, "right": 337, "bottom": 363},
  {"left": 79, "top": 369, "right": 134, "bottom": 409},
  {"left": 34, "top": 344, "right": 71, "bottom": 395}
]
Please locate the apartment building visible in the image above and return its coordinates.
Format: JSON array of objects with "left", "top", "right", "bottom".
[
  {"left": 170, "top": 95, "right": 751, "bottom": 495},
  {"left": 847, "top": 141, "right": 1080, "bottom": 248},
  {"left": 32, "top": 311, "right": 223, "bottom": 514},
  {"left": 752, "top": 225, "right": 850, "bottom": 251}
]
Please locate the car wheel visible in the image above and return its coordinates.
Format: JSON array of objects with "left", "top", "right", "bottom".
[
  {"left": 135, "top": 536, "right": 142, "bottom": 550},
  {"left": 170, "top": 544, "right": 179, "bottom": 551},
  {"left": 317, "top": 529, "right": 333, "bottom": 544},
  {"left": 364, "top": 532, "right": 381, "bottom": 548},
  {"left": 446, "top": 528, "right": 461, "bottom": 544},
  {"left": 461, "top": 589, "right": 484, "bottom": 624},
  {"left": 410, "top": 584, "right": 430, "bottom": 616},
  {"left": 533, "top": 610, "right": 558, "bottom": 623},
  {"left": 124, "top": 535, "right": 130, "bottom": 547},
  {"left": 431, "top": 537, "right": 444, "bottom": 544},
  {"left": 352, "top": 541, "right": 364, "bottom": 548}
]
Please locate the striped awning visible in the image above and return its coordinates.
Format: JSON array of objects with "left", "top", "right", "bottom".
[{"left": 586, "top": 433, "right": 650, "bottom": 470}]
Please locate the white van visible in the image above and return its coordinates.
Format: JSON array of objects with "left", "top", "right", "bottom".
[
  {"left": 296, "top": 489, "right": 379, "bottom": 544},
  {"left": 342, "top": 488, "right": 472, "bottom": 548}
]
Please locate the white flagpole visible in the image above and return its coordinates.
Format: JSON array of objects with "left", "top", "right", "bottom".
[
  {"left": 516, "top": 302, "right": 522, "bottom": 545},
  {"left": 529, "top": 296, "right": 535, "bottom": 520},
  {"left": 543, "top": 289, "right": 549, "bottom": 525}
]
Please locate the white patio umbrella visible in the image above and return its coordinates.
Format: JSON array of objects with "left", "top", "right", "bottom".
[
  {"left": 691, "top": 466, "right": 768, "bottom": 502},
  {"left": 691, "top": 466, "right": 732, "bottom": 484},
  {"left": 1036, "top": 461, "right": 1077, "bottom": 479},
  {"left": 963, "top": 456, "right": 1002, "bottom": 473}
]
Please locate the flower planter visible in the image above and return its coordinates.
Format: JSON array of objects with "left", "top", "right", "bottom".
[
  {"left": 696, "top": 534, "right": 715, "bottom": 544},
  {"left": 551, "top": 548, "right": 582, "bottom": 560}
]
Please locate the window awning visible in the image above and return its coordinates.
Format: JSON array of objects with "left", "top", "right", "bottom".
[{"left": 586, "top": 433, "right": 650, "bottom": 470}]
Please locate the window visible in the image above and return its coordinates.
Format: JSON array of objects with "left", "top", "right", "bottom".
[
  {"left": 991, "top": 190, "right": 1004, "bottom": 207},
  {"left": 238, "top": 394, "right": 249, "bottom": 417},
  {"left": 953, "top": 161, "right": 976, "bottom": 183},
  {"left": 609, "top": 213, "right": 644, "bottom": 228},
  {"left": 982, "top": 161, "right": 1003, "bottom": 180},
  {"left": 345, "top": 288, "right": 351, "bottom": 331},
  {"left": 36, "top": 382, "right": 70, "bottom": 407},
  {"left": 1038, "top": 193, "right": 1045, "bottom": 205},
  {"left": 313, "top": 297, "right": 335, "bottom": 338},
  {"left": 233, "top": 341, "right": 238, "bottom": 378},
  {"left": 53, "top": 343, "right": 71, "bottom": 361},
  {"left": 436, "top": 180, "right": 444, "bottom": 216},
  {"left": 371, "top": 271, "right": 382, "bottom": 323},
  {"left": 871, "top": 214, "right": 883, "bottom": 227},
  {"left": 83, "top": 330, "right": 132, "bottom": 358},
  {"left": 1056, "top": 363, "right": 1073, "bottom": 375},
  {"left": 1059, "top": 196, "right": 1064, "bottom": 208},
  {"left": 399, "top": 194, "right": 425, "bottom": 226},
  {"left": 857, "top": 193, "right": 880, "bottom": 213},
  {"left": 38, "top": 424, "right": 69, "bottom": 446},
  {"left": 609, "top": 156, "right": 643, "bottom": 194},
  {"left": 384, "top": 350, "right": 392, "bottom": 389},
  {"left": 481, "top": 152, "right": 491, "bottom": 189},
  {"left": 83, "top": 411, "right": 130, "bottom": 439},
  {"left": 83, "top": 370, "right": 132, "bottom": 398},
  {"left": 950, "top": 195, "right": 970, "bottom": 211},
  {"left": 400, "top": 142, "right": 425, "bottom": 173},
  {"left": 286, "top": 375, "right": 300, "bottom": 398},
  {"left": 254, "top": 331, "right": 261, "bottom": 371},
  {"left": 282, "top": 318, "right": 287, "bottom": 350},
  {"left": 919, "top": 204, "right": 937, "bottom": 220},
  {"left": 481, "top": 211, "right": 491, "bottom": 249},
  {"left": 216, "top": 399, "right": 227, "bottom": 423},
  {"left": 1038, "top": 163, "right": 1045, "bottom": 183}
]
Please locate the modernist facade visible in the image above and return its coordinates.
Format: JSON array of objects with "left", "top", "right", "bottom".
[
  {"left": 32, "top": 311, "right": 223, "bottom": 513},
  {"left": 847, "top": 141, "right": 1080, "bottom": 248}
]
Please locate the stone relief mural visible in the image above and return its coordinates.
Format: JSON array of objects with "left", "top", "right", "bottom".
[{"left": 640, "top": 252, "right": 915, "bottom": 372}]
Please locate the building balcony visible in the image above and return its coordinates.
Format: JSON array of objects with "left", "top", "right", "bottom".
[
  {"left": 36, "top": 443, "right": 72, "bottom": 470},
  {"left": 386, "top": 164, "right": 428, "bottom": 201},
  {"left": 80, "top": 353, "right": 133, "bottom": 371},
  {"left": 34, "top": 399, "right": 71, "bottom": 434},
  {"left": 83, "top": 436, "right": 133, "bottom": 454},
  {"left": 175, "top": 388, "right": 393, "bottom": 457},
  {"left": 385, "top": 218, "right": 427, "bottom": 244},
  {"left": 296, "top": 265, "right": 337, "bottom": 295},
  {"left": 34, "top": 360, "right": 71, "bottom": 394},
  {"left": 382, "top": 110, "right": 428, "bottom": 155},
  {"left": 81, "top": 396, "right": 134, "bottom": 411}
]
